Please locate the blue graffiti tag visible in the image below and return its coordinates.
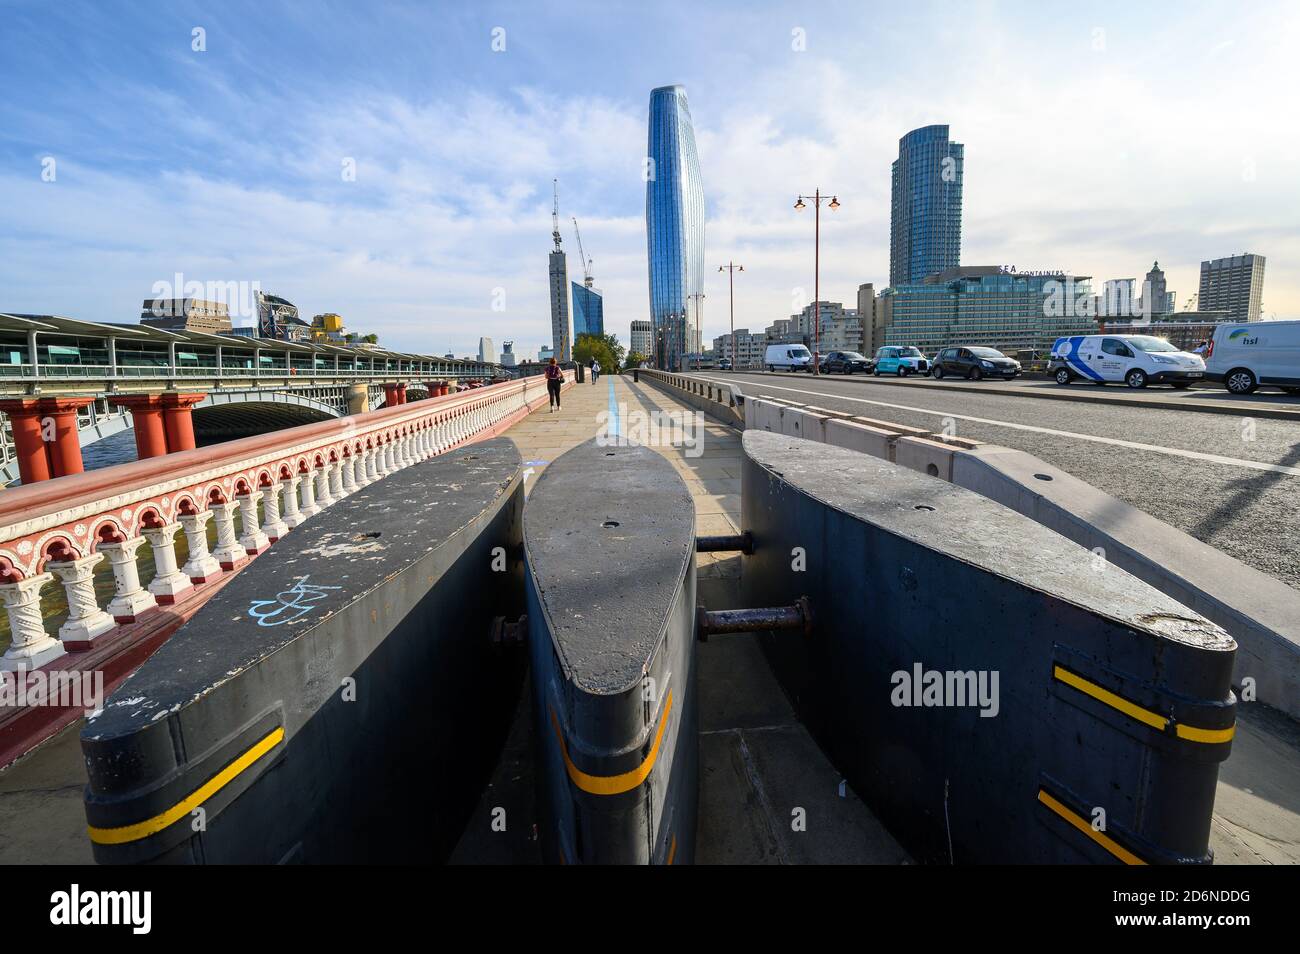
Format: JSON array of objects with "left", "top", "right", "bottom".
[{"left": 248, "top": 577, "right": 343, "bottom": 627}]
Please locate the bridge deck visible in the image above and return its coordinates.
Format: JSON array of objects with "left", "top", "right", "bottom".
[{"left": 3, "top": 374, "right": 1297, "bottom": 864}]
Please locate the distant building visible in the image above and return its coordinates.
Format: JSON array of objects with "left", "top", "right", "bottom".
[
  {"left": 712, "top": 328, "right": 766, "bottom": 369},
  {"left": 1199, "top": 254, "right": 1266, "bottom": 323},
  {"left": 1102, "top": 279, "right": 1137, "bottom": 317},
  {"left": 140, "top": 298, "right": 231, "bottom": 334},
  {"left": 1143, "top": 262, "right": 1170, "bottom": 315},
  {"left": 766, "top": 301, "right": 862, "bottom": 353},
  {"left": 310, "top": 313, "right": 347, "bottom": 343},
  {"left": 630, "top": 320, "right": 653, "bottom": 357},
  {"left": 890, "top": 125, "right": 964, "bottom": 287},
  {"left": 539, "top": 345, "right": 555, "bottom": 363},
  {"left": 858, "top": 283, "right": 888, "bottom": 356},
  {"left": 571, "top": 284, "right": 605, "bottom": 338},
  {"left": 228, "top": 326, "right": 258, "bottom": 339},
  {"left": 500, "top": 340, "right": 517, "bottom": 367},
  {"left": 478, "top": 337, "right": 497, "bottom": 364},
  {"left": 255, "top": 292, "right": 301, "bottom": 340},
  {"left": 882, "top": 266, "right": 1096, "bottom": 356},
  {"left": 646, "top": 84, "right": 706, "bottom": 370}
]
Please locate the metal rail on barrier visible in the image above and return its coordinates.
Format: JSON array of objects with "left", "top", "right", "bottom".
[
  {"left": 739, "top": 429, "right": 1236, "bottom": 865},
  {"left": 80, "top": 438, "right": 527, "bottom": 863},
  {"left": 524, "top": 437, "right": 699, "bottom": 864}
]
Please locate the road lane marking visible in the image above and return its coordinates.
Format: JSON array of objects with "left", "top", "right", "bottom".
[{"left": 698, "top": 375, "right": 1300, "bottom": 478}]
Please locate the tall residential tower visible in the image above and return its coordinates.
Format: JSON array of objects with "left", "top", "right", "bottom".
[
  {"left": 889, "top": 125, "right": 964, "bottom": 287},
  {"left": 548, "top": 180, "right": 572, "bottom": 362},
  {"left": 646, "top": 84, "right": 705, "bottom": 371},
  {"left": 1199, "top": 254, "right": 1266, "bottom": 323}
]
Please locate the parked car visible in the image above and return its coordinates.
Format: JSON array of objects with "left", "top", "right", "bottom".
[
  {"left": 821, "top": 350, "right": 872, "bottom": 374},
  {"left": 1048, "top": 334, "right": 1204, "bottom": 389},
  {"left": 718, "top": 358, "right": 733, "bottom": 371},
  {"left": 1204, "top": 320, "right": 1300, "bottom": 395},
  {"left": 871, "top": 346, "right": 930, "bottom": 377},
  {"left": 931, "top": 347, "right": 1021, "bottom": 381},
  {"left": 765, "top": 343, "right": 814, "bottom": 372}
]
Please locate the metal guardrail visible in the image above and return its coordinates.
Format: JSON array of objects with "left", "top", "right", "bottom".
[{"left": 0, "top": 363, "right": 487, "bottom": 381}]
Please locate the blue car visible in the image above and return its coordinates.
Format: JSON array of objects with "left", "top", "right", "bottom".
[{"left": 872, "top": 346, "right": 930, "bottom": 377}]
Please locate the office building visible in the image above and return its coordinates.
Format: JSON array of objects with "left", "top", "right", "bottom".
[
  {"left": 500, "top": 340, "right": 516, "bottom": 367},
  {"left": 140, "top": 298, "right": 231, "bottom": 334},
  {"left": 646, "top": 84, "right": 706, "bottom": 370},
  {"left": 858, "top": 283, "right": 889, "bottom": 355},
  {"left": 539, "top": 345, "right": 555, "bottom": 363},
  {"left": 890, "top": 125, "right": 964, "bottom": 287},
  {"left": 571, "top": 284, "right": 605, "bottom": 338},
  {"left": 882, "top": 266, "right": 1096, "bottom": 355},
  {"left": 712, "top": 328, "right": 766, "bottom": 369},
  {"left": 630, "top": 320, "right": 653, "bottom": 357},
  {"left": 478, "top": 337, "right": 496, "bottom": 364},
  {"left": 1199, "top": 254, "right": 1266, "bottom": 322}
]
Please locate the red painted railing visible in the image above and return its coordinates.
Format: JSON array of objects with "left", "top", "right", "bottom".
[{"left": 0, "top": 371, "right": 571, "bottom": 766}]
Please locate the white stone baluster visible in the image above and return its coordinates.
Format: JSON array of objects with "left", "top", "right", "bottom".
[
  {"left": 365, "top": 444, "right": 380, "bottom": 482},
  {"left": 179, "top": 511, "right": 222, "bottom": 582},
  {"left": 210, "top": 502, "right": 246, "bottom": 570},
  {"left": 100, "top": 537, "right": 158, "bottom": 621},
  {"left": 354, "top": 449, "right": 372, "bottom": 488},
  {"left": 282, "top": 476, "right": 306, "bottom": 529},
  {"left": 0, "top": 573, "right": 63, "bottom": 670},
  {"left": 299, "top": 468, "right": 320, "bottom": 518},
  {"left": 340, "top": 457, "right": 358, "bottom": 495},
  {"left": 47, "top": 555, "right": 116, "bottom": 644},
  {"left": 261, "top": 481, "right": 289, "bottom": 541},
  {"left": 142, "top": 522, "right": 194, "bottom": 603},
  {"left": 315, "top": 462, "right": 335, "bottom": 508},
  {"left": 376, "top": 440, "right": 392, "bottom": 476},
  {"left": 236, "top": 490, "right": 270, "bottom": 554}
]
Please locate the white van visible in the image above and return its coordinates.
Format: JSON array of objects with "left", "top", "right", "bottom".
[
  {"left": 765, "top": 343, "right": 813, "bottom": 372},
  {"left": 1204, "top": 320, "right": 1300, "bottom": 395},
  {"left": 1048, "top": 334, "right": 1205, "bottom": 388}
]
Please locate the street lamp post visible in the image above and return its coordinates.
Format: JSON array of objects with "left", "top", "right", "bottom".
[
  {"left": 718, "top": 262, "right": 743, "bottom": 371},
  {"left": 794, "top": 188, "right": 840, "bottom": 375}
]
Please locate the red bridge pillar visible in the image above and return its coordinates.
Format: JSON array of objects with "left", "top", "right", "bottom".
[
  {"left": 110, "top": 395, "right": 168, "bottom": 460},
  {"left": 383, "top": 384, "right": 400, "bottom": 407},
  {"left": 161, "top": 393, "right": 206, "bottom": 452},
  {"left": 396, "top": 383, "right": 407, "bottom": 405},
  {"left": 0, "top": 397, "right": 95, "bottom": 483}
]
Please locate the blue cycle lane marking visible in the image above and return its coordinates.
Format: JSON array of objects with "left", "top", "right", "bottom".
[{"left": 607, "top": 375, "right": 622, "bottom": 440}]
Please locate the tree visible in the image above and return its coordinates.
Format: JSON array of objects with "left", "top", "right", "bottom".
[
  {"left": 573, "top": 332, "right": 626, "bottom": 373},
  {"left": 624, "top": 350, "right": 647, "bottom": 369}
]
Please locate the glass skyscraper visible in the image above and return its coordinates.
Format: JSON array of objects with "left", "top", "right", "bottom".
[
  {"left": 571, "top": 283, "right": 605, "bottom": 338},
  {"left": 646, "top": 84, "right": 705, "bottom": 371},
  {"left": 890, "top": 125, "right": 964, "bottom": 288}
]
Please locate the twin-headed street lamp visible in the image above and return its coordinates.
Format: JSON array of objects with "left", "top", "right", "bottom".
[
  {"left": 718, "top": 262, "right": 743, "bottom": 371},
  {"left": 794, "top": 189, "right": 840, "bottom": 374}
]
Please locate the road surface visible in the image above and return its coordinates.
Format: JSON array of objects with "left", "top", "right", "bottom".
[{"left": 693, "top": 370, "right": 1300, "bottom": 592}]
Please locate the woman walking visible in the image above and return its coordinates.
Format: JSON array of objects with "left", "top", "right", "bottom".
[{"left": 545, "top": 356, "right": 563, "bottom": 412}]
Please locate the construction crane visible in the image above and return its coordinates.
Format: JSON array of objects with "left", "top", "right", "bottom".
[
  {"left": 551, "top": 179, "right": 563, "bottom": 252},
  {"left": 572, "top": 216, "right": 594, "bottom": 288}
]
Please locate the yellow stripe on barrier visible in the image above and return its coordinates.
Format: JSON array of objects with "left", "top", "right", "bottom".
[
  {"left": 550, "top": 690, "right": 673, "bottom": 796},
  {"left": 1052, "top": 665, "right": 1233, "bottom": 744},
  {"left": 88, "top": 726, "right": 285, "bottom": 846},
  {"left": 1037, "top": 788, "right": 1147, "bottom": 866}
]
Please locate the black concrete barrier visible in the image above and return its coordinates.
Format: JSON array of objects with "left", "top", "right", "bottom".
[
  {"left": 81, "top": 438, "right": 528, "bottom": 863},
  {"left": 524, "top": 437, "right": 698, "bottom": 864},
  {"left": 741, "top": 430, "right": 1236, "bottom": 865}
]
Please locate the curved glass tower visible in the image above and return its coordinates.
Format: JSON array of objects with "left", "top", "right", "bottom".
[
  {"left": 889, "top": 124, "right": 963, "bottom": 287},
  {"left": 646, "top": 85, "right": 705, "bottom": 371}
]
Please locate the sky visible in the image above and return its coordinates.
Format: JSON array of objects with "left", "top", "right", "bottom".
[{"left": 2, "top": 0, "right": 1298, "bottom": 357}]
